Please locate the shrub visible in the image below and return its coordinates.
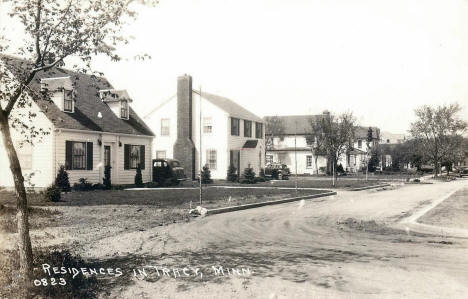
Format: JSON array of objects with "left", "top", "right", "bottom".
[
  {"left": 336, "top": 163, "right": 345, "bottom": 174},
  {"left": 134, "top": 164, "right": 143, "bottom": 187},
  {"left": 271, "top": 169, "right": 279, "bottom": 180},
  {"left": 103, "top": 165, "right": 112, "bottom": 189},
  {"left": 254, "top": 176, "right": 266, "bottom": 183},
  {"left": 201, "top": 165, "right": 213, "bottom": 184},
  {"left": 73, "top": 178, "right": 93, "bottom": 191},
  {"left": 240, "top": 167, "right": 256, "bottom": 184},
  {"left": 44, "top": 185, "right": 61, "bottom": 202},
  {"left": 227, "top": 165, "right": 238, "bottom": 182},
  {"left": 55, "top": 165, "right": 71, "bottom": 192},
  {"left": 92, "top": 183, "right": 106, "bottom": 190}
]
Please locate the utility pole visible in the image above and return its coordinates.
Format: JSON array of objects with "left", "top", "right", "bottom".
[
  {"left": 199, "top": 86, "right": 203, "bottom": 206},
  {"left": 294, "top": 121, "right": 298, "bottom": 194}
]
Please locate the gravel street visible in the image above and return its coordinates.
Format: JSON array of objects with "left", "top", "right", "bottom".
[{"left": 77, "top": 179, "right": 468, "bottom": 299}]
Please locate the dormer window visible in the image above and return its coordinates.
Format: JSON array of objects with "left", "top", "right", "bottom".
[
  {"left": 40, "top": 77, "right": 75, "bottom": 113},
  {"left": 99, "top": 89, "right": 132, "bottom": 120},
  {"left": 64, "top": 90, "right": 73, "bottom": 112},
  {"left": 121, "top": 100, "right": 129, "bottom": 119}
]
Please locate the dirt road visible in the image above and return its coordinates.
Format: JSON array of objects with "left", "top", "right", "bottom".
[{"left": 76, "top": 179, "right": 467, "bottom": 299}]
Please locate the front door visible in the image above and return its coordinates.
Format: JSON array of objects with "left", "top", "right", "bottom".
[
  {"left": 104, "top": 146, "right": 111, "bottom": 168},
  {"left": 230, "top": 150, "right": 240, "bottom": 174},
  {"left": 103, "top": 144, "right": 115, "bottom": 183}
]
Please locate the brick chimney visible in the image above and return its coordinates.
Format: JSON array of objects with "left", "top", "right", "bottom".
[{"left": 173, "top": 75, "right": 196, "bottom": 180}]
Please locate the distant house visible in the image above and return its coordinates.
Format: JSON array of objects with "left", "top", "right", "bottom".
[
  {"left": 264, "top": 112, "right": 380, "bottom": 174},
  {"left": 0, "top": 56, "right": 154, "bottom": 189},
  {"left": 264, "top": 114, "right": 328, "bottom": 175},
  {"left": 347, "top": 126, "right": 380, "bottom": 172},
  {"left": 144, "top": 75, "right": 265, "bottom": 180}
]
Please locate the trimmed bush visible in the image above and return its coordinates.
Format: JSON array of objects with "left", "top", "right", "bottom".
[
  {"left": 44, "top": 185, "right": 61, "bottom": 202},
  {"left": 240, "top": 167, "right": 256, "bottom": 184},
  {"left": 271, "top": 169, "right": 279, "bottom": 180},
  {"left": 55, "top": 165, "right": 71, "bottom": 192},
  {"left": 73, "top": 178, "right": 93, "bottom": 191},
  {"left": 134, "top": 164, "right": 143, "bottom": 187},
  {"left": 201, "top": 165, "right": 213, "bottom": 184},
  {"left": 336, "top": 163, "right": 345, "bottom": 174},
  {"left": 227, "top": 165, "right": 238, "bottom": 182},
  {"left": 103, "top": 165, "right": 112, "bottom": 189},
  {"left": 92, "top": 183, "right": 106, "bottom": 190}
]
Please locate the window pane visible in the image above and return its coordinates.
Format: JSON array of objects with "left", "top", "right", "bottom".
[
  {"left": 231, "top": 118, "right": 239, "bottom": 136},
  {"left": 72, "top": 142, "right": 86, "bottom": 169},
  {"left": 206, "top": 149, "right": 217, "bottom": 170},
  {"left": 203, "top": 117, "right": 212, "bottom": 133},
  {"left": 130, "top": 145, "right": 140, "bottom": 168},
  {"left": 121, "top": 100, "right": 128, "bottom": 118},
  {"left": 244, "top": 120, "right": 252, "bottom": 137},
  {"left": 161, "top": 119, "right": 170, "bottom": 136}
]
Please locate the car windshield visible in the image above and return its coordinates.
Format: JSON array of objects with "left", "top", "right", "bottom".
[{"left": 170, "top": 161, "right": 180, "bottom": 167}]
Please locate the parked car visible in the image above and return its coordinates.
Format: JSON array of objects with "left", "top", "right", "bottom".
[
  {"left": 454, "top": 166, "right": 468, "bottom": 177},
  {"left": 265, "top": 163, "right": 290, "bottom": 180},
  {"left": 152, "top": 159, "right": 186, "bottom": 186}
]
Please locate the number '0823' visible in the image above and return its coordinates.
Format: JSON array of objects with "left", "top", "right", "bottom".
[{"left": 33, "top": 277, "right": 67, "bottom": 286}]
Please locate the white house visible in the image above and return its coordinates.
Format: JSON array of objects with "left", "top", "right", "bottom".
[
  {"left": 264, "top": 115, "right": 328, "bottom": 175},
  {"left": 0, "top": 55, "right": 154, "bottom": 189},
  {"left": 144, "top": 75, "right": 265, "bottom": 180},
  {"left": 265, "top": 113, "right": 380, "bottom": 174}
]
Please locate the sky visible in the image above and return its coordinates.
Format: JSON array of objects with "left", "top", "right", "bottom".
[{"left": 2, "top": 0, "right": 468, "bottom": 134}]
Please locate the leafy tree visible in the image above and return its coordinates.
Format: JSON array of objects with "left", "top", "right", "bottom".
[
  {"left": 264, "top": 115, "right": 285, "bottom": 151},
  {"left": 409, "top": 103, "right": 467, "bottom": 176},
  {"left": 305, "top": 116, "right": 326, "bottom": 175},
  {"left": 103, "top": 165, "right": 111, "bottom": 190},
  {"left": 201, "top": 165, "right": 213, "bottom": 184},
  {"left": 55, "top": 165, "right": 70, "bottom": 192},
  {"left": 312, "top": 111, "right": 356, "bottom": 183},
  {"left": 0, "top": 0, "right": 155, "bottom": 290},
  {"left": 134, "top": 164, "right": 143, "bottom": 187}
]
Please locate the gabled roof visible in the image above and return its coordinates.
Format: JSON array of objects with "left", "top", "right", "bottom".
[
  {"left": 1, "top": 55, "right": 153, "bottom": 136},
  {"left": 355, "top": 126, "right": 380, "bottom": 140},
  {"left": 194, "top": 90, "right": 263, "bottom": 123},
  {"left": 145, "top": 90, "right": 263, "bottom": 123},
  {"left": 264, "top": 114, "right": 381, "bottom": 139},
  {"left": 264, "top": 114, "right": 324, "bottom": 135}
]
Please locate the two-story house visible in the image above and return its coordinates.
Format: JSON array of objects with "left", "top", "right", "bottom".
[
  {"left": 264, "top": 114, "right": 328, "bottom": 175},
  {"left": 144, "top": 75, "right": 265, "bottom": 180},
  {"left": 0, "top": 55, "right": 154, "bottom": 189},
  {"left": 346, "top": 126, "right": 380, "bottom": 172},
  {"left": 265, "top": 112, "right": 380, "bottom": 175}
]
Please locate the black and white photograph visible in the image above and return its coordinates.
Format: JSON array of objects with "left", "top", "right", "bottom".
[{"left": 1, "top": 0, "right": 468, "bottom": 298}]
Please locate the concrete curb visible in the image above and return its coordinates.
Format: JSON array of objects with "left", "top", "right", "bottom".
[
  {"left": 349, "top": 183, "right": 391, "bottom": 191},
  {"left": 205, "top": 191, "right": 337, "bottom": 216}
]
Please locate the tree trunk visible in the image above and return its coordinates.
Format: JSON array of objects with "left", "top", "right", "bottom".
[
  {"left": 0, "top": 115, "right": 33, "bottom": 295},
  {"left": 314, "top": 155, "right": 319, "bottom": 175}
]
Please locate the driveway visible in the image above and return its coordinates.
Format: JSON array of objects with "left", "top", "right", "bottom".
[{"left": 84, "top": 179, "right": 468, "bottom": 298}]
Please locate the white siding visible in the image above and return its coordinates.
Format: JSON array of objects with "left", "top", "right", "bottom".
[
  {"left": 144, "top": 97, "right": 177, "bottom": 160},
  {"left": 0, "top": 101, "right": 54, "bottom": 188},
  {"left": 144, "top": 93, "right": 265, "bottom": 180},
  {"left": 54, "top": 130, "right": 152, "bottom": 185},
  {"left": 227, "top": 117, "right": 265, "bottom": 177}
]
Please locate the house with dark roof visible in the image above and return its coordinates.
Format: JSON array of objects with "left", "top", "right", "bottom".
[
  {"left": 144, "top": 75, "right": 265, "bottom": 180},
  {"left": 0, "top": 55, "right": 154, "bottom": 188},
  {"left": 264, "top": 112, "right": 381, "bottom": 174}
]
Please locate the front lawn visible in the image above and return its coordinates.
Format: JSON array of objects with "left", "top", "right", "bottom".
[
  {"left": 0, "top": 187, "right": 326, "bottom": 210},
  {"left": 418, "top": 187, "right": 468, "bottom": 229}
]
